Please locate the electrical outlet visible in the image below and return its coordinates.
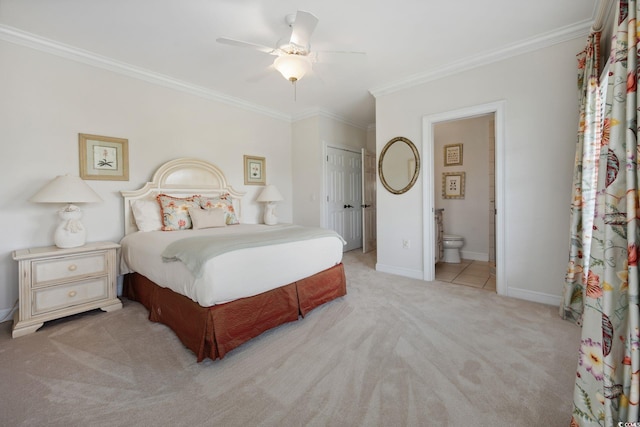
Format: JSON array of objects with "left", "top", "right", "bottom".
[{"left": 402, "top": 239, "right": 410, "bottom": 249}]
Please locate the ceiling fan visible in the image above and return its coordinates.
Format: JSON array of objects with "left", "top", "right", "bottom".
[{"left": 216, "top": 10, "right": 363, "bottom": 84}]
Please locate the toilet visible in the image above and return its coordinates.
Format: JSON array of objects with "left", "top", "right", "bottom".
[{"left": 442, "top": 234, "right": 464, "bottom": 263}]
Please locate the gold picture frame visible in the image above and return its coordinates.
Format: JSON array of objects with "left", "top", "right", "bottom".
[
  {"left": 444, "top": 143, "right": 463, "bottom": 166},
  {"left": 442, "top": 172, "right": 465, "bottom": 199},
  {"left": 244, "top": 155, "right": 266, "bottom": 185},
  {"left": 79, "top": 133, "right": 129, "bottom": 181}
]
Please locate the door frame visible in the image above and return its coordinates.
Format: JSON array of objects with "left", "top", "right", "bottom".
[
  {"left": 422, "top": 101, "right": 506, "bottom": 296},
  {"left": 361, "top": 148, "right": 377, "bottom": 253}
]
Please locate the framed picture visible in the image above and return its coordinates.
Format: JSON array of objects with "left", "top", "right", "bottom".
[
  {"left": 442, "top": 172, "right": 465, "bottom": 199},
  {"left": 444, "top": 143, "right": 463, "bottom": 166},
  {"left": 79, "top": 133, "right": 129, "bottom": 181},
  {"left": 244, "top": 155, "right": 266, "bottom": 185}
]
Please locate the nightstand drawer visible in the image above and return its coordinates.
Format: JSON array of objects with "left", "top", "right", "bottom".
[
  {"left": 32, "top": 252, "right": 107, "bottom": 286},
  {"left": 32, "top": 276, "right": 109, "bottom": 315}
]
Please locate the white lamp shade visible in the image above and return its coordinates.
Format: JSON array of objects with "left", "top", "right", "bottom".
[
  {"left": 273, "top": 54, "right": 312, "bottom": 82},
  {"left": 257, "top": 185, "right": 284, "bottom": 202},
  {"left": 29, "top": 175, "right": 103, "bottom": 204}
]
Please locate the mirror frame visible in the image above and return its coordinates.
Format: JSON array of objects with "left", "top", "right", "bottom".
[{"left": 378, "top": 136, "right": 420, "bottom": 195}]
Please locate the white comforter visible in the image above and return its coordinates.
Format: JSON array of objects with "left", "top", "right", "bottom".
[{"left": 119, "top": 224, "right": 344, "bottom": 307}]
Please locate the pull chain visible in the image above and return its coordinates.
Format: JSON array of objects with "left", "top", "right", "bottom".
[{"left": 289, "top": 77, "right": 298, "bottom": 101}]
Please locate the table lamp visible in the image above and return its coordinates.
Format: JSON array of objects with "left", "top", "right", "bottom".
[
  {"left": 29, "top": 175, "right": 103, "bottom": 248},
  {"left": 256, "top": 185, "right": 283, "bottom": 225}
]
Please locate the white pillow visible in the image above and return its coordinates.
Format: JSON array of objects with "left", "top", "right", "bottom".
[
  {"left": 131, "top": 199, "right": 163, "bottom": 232},
  {"left": 189, "top": 207, "right": 227, "bottom": 230}
]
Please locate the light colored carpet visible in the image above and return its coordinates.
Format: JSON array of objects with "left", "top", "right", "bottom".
[{"left": 0, "top": 250, "right": 580, "bottom": 426}]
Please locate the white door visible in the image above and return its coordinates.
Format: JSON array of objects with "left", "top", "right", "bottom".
[
  {"left": 361, "top": 149, "right": 376, "bottom": 253},
  {"left": 327, "top": 147, "right": 362, "bottom": 252}
]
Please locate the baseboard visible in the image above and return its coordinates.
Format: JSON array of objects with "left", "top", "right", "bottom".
[
  {"left": 375, "top": 263, "right": 424, "bottom": 280},
  {"left": 370, "top": 262, "right": 561, "bottom": 306},
  {"left": 461, "top": 250, "right": 489, "bottom": 262},
  {"left": 507, "top": 286, "right": 561, "bottom": 306}
]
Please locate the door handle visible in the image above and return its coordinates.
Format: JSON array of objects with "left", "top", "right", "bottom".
[
  {"left": 343, "top": 204, "right": 354, "bottom": 208},
  {"left": 361, "top": 204, "right": 371, "bottom": 208}
]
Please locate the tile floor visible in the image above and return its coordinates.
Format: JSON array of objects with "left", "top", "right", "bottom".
[{"left": 435, "top": 259, "right": 496, "bottom": 292}]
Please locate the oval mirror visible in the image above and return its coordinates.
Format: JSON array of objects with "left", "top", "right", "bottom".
[{"left": 379, "top": 136, "right": 420, "bottom": 194}]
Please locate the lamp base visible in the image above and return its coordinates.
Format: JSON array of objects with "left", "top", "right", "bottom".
[
  {"left": 263, "top": 202, "right": 278, "bottom": 226},
  {"left": 54, "top": 205, "right": 86, "bottom": 248}
]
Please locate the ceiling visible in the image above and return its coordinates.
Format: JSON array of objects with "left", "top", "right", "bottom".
[{"left": 0, "top": 0, "right": 600, "bottom": 128}]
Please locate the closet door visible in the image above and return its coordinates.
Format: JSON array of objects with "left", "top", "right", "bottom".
[{"left": 326, "top": 147, "right": 362, "bottom": 252}]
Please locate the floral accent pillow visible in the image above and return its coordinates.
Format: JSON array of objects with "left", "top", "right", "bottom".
[
  {"left": 156, "top": 194, "right": 201, "bottom": 231},
  {"left": 199, "top": 193, "right": 239, "bottom": 225}
]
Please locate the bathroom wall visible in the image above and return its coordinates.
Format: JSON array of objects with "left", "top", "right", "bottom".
[{"left": 434, "top": 115, "right": 493, "bottom": 261}]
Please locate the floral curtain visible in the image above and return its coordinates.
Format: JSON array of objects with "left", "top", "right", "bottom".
[
  {"left": 562, "top": 30, "right": 602, "bottom": 324},
  {"left": 563, "top": 1, "right": 640, "bottom": 425}
]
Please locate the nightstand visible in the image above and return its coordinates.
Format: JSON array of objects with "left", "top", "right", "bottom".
[{"left": 12, "top": 241, "right": 122, "bottom": 338}]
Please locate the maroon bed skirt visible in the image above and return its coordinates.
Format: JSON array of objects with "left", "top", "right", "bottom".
[{"left": 123, "top": 263, "right": 346, "bottom": 362}]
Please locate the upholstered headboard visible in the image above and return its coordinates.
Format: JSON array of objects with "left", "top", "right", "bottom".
[{"left": 121, "top": 158, "right": 245, "bottom": 235}]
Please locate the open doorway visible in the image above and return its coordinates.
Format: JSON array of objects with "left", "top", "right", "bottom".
[
  {"left": 422, "top": 101, "right": 506, "bottom": 296},
  {"left": 433, "top": 114, "right": 495, "bottom": 291}
]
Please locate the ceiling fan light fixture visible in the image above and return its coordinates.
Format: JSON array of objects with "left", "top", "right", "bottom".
[{"left": 274, "top": 54, "right": 312, "bottom": 83}]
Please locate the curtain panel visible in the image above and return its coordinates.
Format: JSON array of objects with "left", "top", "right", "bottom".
[
  {"left": 562, "top": 31, "right": 602, "bottom": 324},
  {"left": 565, "top": 1, "right": 640, "bottom": 425}
]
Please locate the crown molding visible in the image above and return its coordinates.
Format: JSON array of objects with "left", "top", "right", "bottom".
[
  {"left": 0, "top": 24, "right": 292, "bottom": 122},
  {"left": 369, "top": 19, "right": 593, "bottom": 98},
  {"left": 1, "top": 18, "right": 594, "bottom": 127}
]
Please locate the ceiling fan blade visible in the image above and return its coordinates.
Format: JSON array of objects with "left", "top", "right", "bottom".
[
  {"left": 216, "top": 37, "right": 277, "bottom": 54},
  {"left": 289, "top": 10, "right": 318, "bottom": 49}
]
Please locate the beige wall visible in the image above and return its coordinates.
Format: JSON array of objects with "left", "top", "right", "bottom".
[
  {"left": 375, "top": 36, "right": 583, "bottom": 304},
  {"left": 0, "top": 40, "right": 292, "bottom": 317},
  {"left": 366, "top": 125, "right": 376, "bottom": 153},
  {"left": 292, "top": 115, "right": 366, "bottom": 227},
  {"left": 0, "top": 38, "right": 368, "bottom": 318},
  {"left": 0, "top": 28, "right": 584, "bottom": 317},
  {"left": 292, "top": 116, "right": 321, "bottom": 227}
]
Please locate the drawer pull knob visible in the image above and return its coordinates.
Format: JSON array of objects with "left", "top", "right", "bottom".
[
  {"left": 68, "top": 290, "right": 77, "bottom": 298},
  {"left": 68, "top": 264, "right": 78, "bottom": 272}
]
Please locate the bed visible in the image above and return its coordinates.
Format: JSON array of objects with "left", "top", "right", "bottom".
[{"left": 119, "top": 158, "right": 347, "bottom": 362}]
